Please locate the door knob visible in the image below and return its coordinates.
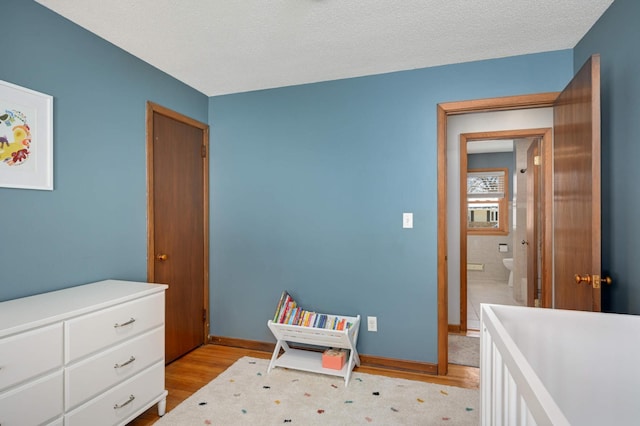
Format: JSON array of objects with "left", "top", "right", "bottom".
[
  {"left": 574, "top": 274, "right": 592, "bottom": 285},
  {"left": 156, "top": 254, "right": 168, "bottom": 261},
  {"left": 601, "top": 276, "right": 613, "bottom": 285},
  {"left": 575, "top": 274, "right": 613, "bottom": 288}
]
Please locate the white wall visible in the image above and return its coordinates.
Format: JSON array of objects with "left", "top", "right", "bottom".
[
  {"left": 467, "top": 202, "right": 513, "bottom": 282},
  {"left": 447, "top": 108, "right": 553, "bottom": 324}
]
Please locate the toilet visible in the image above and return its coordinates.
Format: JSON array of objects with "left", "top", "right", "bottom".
[{"left": 503, "top": 258, "right": 514, "bottom": 287}]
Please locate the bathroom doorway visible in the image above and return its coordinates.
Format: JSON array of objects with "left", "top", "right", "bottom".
[
  {"left": 459, "top": 128, "right": 553, "bottom": 332},
  {"left": 439, "top": 58, "right": 601, "bottom": 374},
  {"left": 437, "top": 93, "right": 560, "bottom": 375}
]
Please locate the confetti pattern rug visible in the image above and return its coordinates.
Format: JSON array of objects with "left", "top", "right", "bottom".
[{"left": 154, "top": 356, "right": 478, "bottom": 425}]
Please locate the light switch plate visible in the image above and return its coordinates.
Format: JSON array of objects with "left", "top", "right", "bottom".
[
  {"left": 403, "top": 212, "right": 413, "bottom": 229},
  {"left": 367, "top": 316, "right": 378, "bottom": 332}
]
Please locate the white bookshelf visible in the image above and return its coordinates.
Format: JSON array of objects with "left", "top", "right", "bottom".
[{"left": 266, "top": 314, "right": 360, "bottom": 386}]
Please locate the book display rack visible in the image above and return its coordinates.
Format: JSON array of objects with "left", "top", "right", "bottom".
[{"left": 266, "top": 291, "right": 361, "bottom": 385}]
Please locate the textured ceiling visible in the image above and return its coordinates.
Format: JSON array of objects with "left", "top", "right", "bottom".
[{"left": 36, "top": 0, "right": 613, "bottom": 96}]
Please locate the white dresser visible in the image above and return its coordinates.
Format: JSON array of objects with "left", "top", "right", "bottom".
[{"left": 0, "top": 280, "right": 168, "bottom": 426}]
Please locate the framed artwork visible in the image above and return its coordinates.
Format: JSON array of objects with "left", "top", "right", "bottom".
[{"left": 0, "top": 80, "right": 53, "bottom": 190}]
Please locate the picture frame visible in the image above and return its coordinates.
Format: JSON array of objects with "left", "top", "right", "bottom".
[{"left": 0, "top": 80, "right": 53, "bottom": 190}]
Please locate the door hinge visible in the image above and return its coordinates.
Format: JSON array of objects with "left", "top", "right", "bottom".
[
  {"left": 201, "top": 144, "right": 207, "bottom": 158},
  {"left": 203, "top": 308, "right": 207, "bottom": 322},
  {"left": 534, "top": 155, "right": 541, "bottom": 166}
]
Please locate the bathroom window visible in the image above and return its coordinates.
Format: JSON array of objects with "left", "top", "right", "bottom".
[{"left": 467, "top": 168, "right": 508, "bottom": 235}]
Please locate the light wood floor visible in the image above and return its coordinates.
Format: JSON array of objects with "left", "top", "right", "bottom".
[{"left": 127, "top": 344, "right": 479, "bottom": 425}]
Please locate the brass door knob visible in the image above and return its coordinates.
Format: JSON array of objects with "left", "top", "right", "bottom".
[
  {"left": 156, "top": 254, "right": 168, "bottom": 261},
  {"left": 575, "top": 274, "right": 613, "bottom": 286},
  {"left": 574, "top": 274, "right": 592, "bottom": 285}
]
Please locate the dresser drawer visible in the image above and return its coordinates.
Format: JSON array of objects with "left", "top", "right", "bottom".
[
  {"left": 65, "top": 326, "right": 164, "bottom": 409},
  {"left": 65, "top": 361, "right": 165, "bottom": 426},
  {"left": 0, "top": 323, "right": 63, "bottom": 391},
  {"left": 65, "top": 292, "right": 164, "bottom": 362},
  {"left": 0, "top": 370, "right": 63, "bottom": 426}
]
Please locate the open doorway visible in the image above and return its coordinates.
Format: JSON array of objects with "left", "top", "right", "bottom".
[
  {"left": 459, "top": 129, "right": 552, "bottom": 333},
  {"left": 449, "top": 129, "right": 552, "bottom": 368},
  {"left": 438, "top": 55, "right": 602, "bottom": 375},
  {"left": 464, "top": 137, "right": 523, "bottom": 332},
  {"left": 436, "top": 93, "right": 558, "bottom": 375}
]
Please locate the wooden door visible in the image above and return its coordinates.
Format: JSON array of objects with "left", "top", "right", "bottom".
[
  {"left": 526, "top": 139, "right": 540, "bottom": 307},
  {"left": 553, "top": 54, "right": 603, "bottom": 311},
  {"left": 147, "top": 102, "right": 209, "bottom": 363}
]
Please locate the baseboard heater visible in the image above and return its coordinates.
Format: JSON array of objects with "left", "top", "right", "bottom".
[{"left": 467, "top": 263, "right": 484, "bottom": 271}]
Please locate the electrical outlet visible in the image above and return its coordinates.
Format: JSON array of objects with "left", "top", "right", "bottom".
[{"left": 367, "top": 316, "right": 378, "bottom": 332}]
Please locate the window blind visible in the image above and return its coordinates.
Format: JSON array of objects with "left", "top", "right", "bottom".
[{"left": 467, "top": 171, "right": 505, "bottom": 199}]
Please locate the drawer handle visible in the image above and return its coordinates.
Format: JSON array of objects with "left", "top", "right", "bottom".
[
  {"left": 114, "top": 317, "right": 136, "bottom": 328},
  {"left": 114, "top": 356, "right": 136, "bottom": 369},
  {"left": 114, "top": 394, "right": 135, "bottom": 410}
]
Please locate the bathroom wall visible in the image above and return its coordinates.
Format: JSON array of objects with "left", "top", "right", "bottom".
[
  {"left": 467, "top": 203, "right": 513, "bottom": 282},
  {"left": 466, "top": 150, "right": 514, "bottom": 282}
]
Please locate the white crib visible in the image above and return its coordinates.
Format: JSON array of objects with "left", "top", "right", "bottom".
[{"left": 480, "top": 304, "right": 640, "bottom": 425}]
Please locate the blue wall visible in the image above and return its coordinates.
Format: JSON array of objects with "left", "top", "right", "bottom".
[
  {"left": 0, "top": 0, "right": 208, "bottom": 301},
  {"left": 209, "top": 51, "right": 572, "bottom": 362},
  {"left": 574, "top": 0, "right": 640, "bottom": 314},
  {"left": 4, "top": 0, "right": 600, "bottom": 364}
]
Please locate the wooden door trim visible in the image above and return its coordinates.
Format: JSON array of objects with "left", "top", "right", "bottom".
[
  {"left": 539, "top": 128, "right": 553, "bottom": 308},
  {"left": 526, "top": 140, "right": 540, "bottom": 307},
  {"left": 146, "top": 101, "right": 210, "bottom": 343},
  {"left": 590, "top": 57, "right": 602, "bottom": 311},
  {"left": 437, "top": 92, "right": 558, "bottom": 375}
]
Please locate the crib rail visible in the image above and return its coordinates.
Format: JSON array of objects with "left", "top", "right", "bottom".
[{"left": 480, "top": 304, "right": 569, "bottom": 426}]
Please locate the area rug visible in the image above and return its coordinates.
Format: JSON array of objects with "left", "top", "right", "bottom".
[
  {"left": 154, "top": 356, "right": 478, "bottom": 425},
  {"left": 448, "top": 335, "right": 480, "bottom": 368}
]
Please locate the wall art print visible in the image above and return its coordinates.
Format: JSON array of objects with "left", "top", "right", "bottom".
[{"left": 0, "top": 80, "right": 53, "bottom": 190}]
